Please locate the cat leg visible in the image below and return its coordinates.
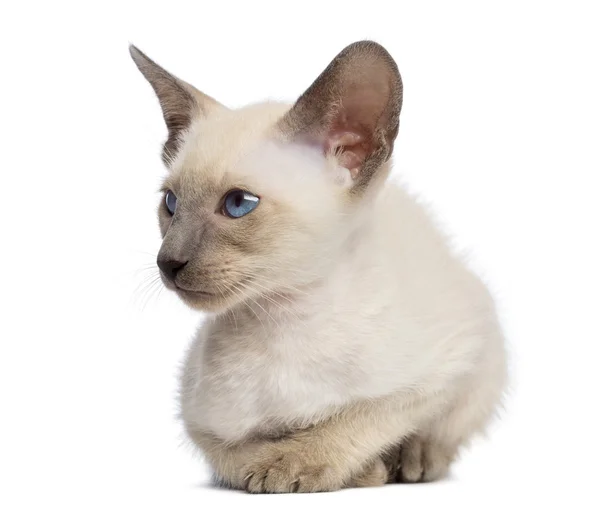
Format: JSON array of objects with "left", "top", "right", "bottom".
[
  {"left": 390, "top": 361, "right": 506, "bottom": 483},
  {"left": 348, "top": 458, "right": 389, "bottom": 488},
  {"left": 184, "top": 430, "right": 385, "bottom": 490},
  {"left": 392, "top": 434, "right": 458, "bottom": 483},
  {"left": 187, "top": 393, "right": 445, "bottom": 493}
]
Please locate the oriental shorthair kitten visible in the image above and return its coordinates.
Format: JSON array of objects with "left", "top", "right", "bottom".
[{"left": 130, "top": 41, "right": 507, "bottom": 493}]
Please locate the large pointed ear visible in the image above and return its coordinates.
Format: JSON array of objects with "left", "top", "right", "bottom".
[
  {"left": 277, "top": 41, "right": 402, "bottom": 191},
  {"left": 129, "top": 45, "right": 226, "bottom": 165}
]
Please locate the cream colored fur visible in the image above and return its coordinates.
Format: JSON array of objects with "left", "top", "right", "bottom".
[
  {"left": 131, "top": 42, "right": 507, "bottom": 493},
  {"left": 177, "top": 105, "right": 506, "bottom": 490}
]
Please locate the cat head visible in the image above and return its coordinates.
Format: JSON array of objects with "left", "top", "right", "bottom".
[{"left": 130, "top": 41, "right": 402, "bottom": 312}]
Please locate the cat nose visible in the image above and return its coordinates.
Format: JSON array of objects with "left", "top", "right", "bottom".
[{"left": 157, "top": 257, "right": 188, "bottom": 281}]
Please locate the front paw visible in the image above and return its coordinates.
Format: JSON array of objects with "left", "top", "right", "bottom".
[
  {"left": 242, "top": 449, "right": 343, "bottom": 494},
  {"left": 387, "top": 436, "right": 455, "bottom": 483}
]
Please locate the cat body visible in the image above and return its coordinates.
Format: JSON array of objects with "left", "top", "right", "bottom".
[
  {"left": 181, "top": 177, "right": 504, "bottom": 443},
  {"left": 131, "top": 41, "right": 507, "bottom": 492}
]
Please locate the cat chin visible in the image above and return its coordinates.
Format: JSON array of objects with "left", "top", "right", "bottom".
[
  {"left": 175, "top": 288, "right": 237, "bottom": 314},
  {"left": 159, "top": 274, "right": 240, "bottom": 313}
]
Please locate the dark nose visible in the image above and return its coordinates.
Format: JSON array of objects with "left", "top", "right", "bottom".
[{"left": 157, "top": 257, "right": 188, "bottom": 281}]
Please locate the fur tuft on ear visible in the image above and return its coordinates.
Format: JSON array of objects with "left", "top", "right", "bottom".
[
  {"left": 277, "top": 41, "right": 403, "bottom": 191},
  {"left": 129, "top": 45, "right": 225, "bottom": 165}
]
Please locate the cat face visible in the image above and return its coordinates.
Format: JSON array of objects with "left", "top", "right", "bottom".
[
  {"left": 130, "top": 42, "right": 402, "bottom": 312},
  {"left": 154, "top": 106, "right": 351, "bottom": 311}
]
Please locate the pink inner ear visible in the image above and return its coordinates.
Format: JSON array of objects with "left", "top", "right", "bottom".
[
  {"left": 326, "top": 130, "right": 371, "bottom": 179},
  {"left": 280, "top": 42, "right": 401, "bottom": 184},
  {"left": 322, "top": 87, "right": 387, "bottom": 179}
]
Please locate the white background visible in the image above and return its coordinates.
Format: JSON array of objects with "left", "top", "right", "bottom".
[{"left": 1, "top": 1, "right": 599, "bottom": 510}]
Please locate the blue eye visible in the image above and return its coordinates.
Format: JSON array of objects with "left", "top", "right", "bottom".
[
  {"left": 223, "top": 190, "right": 259, "bottom": 218},
  {"left": 165, "top": 190, "right": 177, "bottom": 215}
]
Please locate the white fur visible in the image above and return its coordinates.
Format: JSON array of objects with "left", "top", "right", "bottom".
[
  {"left": 130, "top": 40, "right": 508, "bottom": 489},
  {"left": 178, "top": 119, "right": 506, "bottom": 445}
]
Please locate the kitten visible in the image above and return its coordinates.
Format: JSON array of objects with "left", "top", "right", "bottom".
[{"left": 130, "top": 41, "right": 507, "bottom": 493}]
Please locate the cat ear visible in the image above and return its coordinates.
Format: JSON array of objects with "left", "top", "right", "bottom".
[
  {"left": 129, "top": 45, "right": 226, "bottom": 165},
  {"left": 277, "top": 41, "right": 402, "bottom": 191}
]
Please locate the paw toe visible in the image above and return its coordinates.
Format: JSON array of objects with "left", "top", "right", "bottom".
[
  {"left": 243, "top": 452, "right": 341, "bottom": 493},
  {"left": 350, "top": 458, "right": 388, "bottom": 488},
  {"left": 396, "top": 437, "right": 454, "bottom": 483}
]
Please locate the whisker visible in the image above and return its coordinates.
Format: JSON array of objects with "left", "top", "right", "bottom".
[
  {"left": 141, "top": 276, "right": 164, "bottom": 312},
  {"left": 230, "top": 282, "right": 266, "bottom": 331},
  {"left": 228, "top": 270, "right": 314, "bottom": 297},
  {"left": 235, "top": 281, "right": 282, "bottom": 329},
  {"left": 213, "top": 280, "right": 239, "bottom": 332},
  {"left": 234, "top": 277, "right": 307, "bottom": 324}
]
